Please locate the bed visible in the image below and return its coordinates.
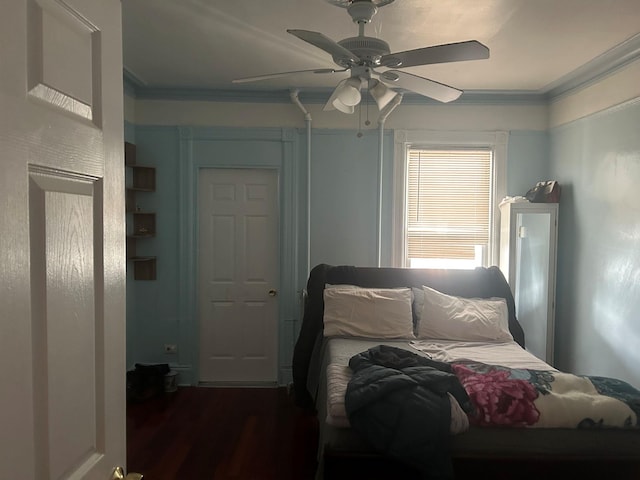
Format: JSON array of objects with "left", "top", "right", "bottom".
[{"left": 291, "top": 264, "right": 640, "bottom": 479}]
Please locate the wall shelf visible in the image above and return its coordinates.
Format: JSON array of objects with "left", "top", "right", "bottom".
[
  {"left": 131, "top": 212, "right": 156, "bottom": 237},
  {"left": 125, "top": 142, "right": 157, "bottom": 280},
  {"left": 128, "top": 256, "right": 157, "bottom": 281}
]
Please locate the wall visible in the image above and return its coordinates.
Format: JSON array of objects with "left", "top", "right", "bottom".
[
  {"left": 506, "top": 131, "right": 549, "bottom": 197},
  {"left": 133, "top": 97, "right": 548, "bottom": 131},
  {"left": 125, "top": 96, "right": 550, "bottom": 385},
  {"left": 549, "top": 59, "right": 640, "bottom": 388},
  {"left": 126, "top": 127, "right": 181, "bottom": 372},
  {"left": 310, "top": 128, "right": 394, "bottom": 268}
]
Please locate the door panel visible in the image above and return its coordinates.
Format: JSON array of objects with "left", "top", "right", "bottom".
[
  {"left": 30, "top": 169, "right": 101, "bottom": 479},
  {"left": 0, "top": 1, "right": 125, "bottom": 479},
  {"left": 198, "top": 169, "right": 279, "bottom": 383}
]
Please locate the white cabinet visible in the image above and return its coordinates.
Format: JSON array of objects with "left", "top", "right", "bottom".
[{"left": 499, "top": 202, "right": 558, "bottom": 365}]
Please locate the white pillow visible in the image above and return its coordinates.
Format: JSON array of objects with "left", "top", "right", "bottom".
[
  {"left": 415, "top": 286, "right": 513, "bottom": 342},
  {"left": 323, "top": 286, "right": 415, "bottom": 339}
]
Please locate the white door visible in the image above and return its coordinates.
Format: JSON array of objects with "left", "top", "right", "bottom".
[
  {"left": 198, "top": 168, "right": 279, "bottom": 384},
  {"left": 0, "top": 1, "right": 126, "bottom": 479}
]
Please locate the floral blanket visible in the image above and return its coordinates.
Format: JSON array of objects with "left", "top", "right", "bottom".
[{"left": 451, "top": 360, "right": 640, "bottom": 429}]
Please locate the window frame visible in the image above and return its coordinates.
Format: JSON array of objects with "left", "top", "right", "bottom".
[{"left": 391, "top": 130, "right": 508, "bottom": 268}]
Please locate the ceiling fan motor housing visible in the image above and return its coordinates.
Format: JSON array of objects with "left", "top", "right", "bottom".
[
  {"left": 325, "top": 0, "right": 395, "bottom": 14},
  {"left": 335, "top": 36, "right": 390, "bottom": 67}
]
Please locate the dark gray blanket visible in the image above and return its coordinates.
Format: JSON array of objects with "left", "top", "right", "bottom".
[{"left": 345, "top": 345, "right": 473, "bottom": 479}]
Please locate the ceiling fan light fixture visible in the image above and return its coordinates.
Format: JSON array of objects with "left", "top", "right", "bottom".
[
  {"left": 334, "top": 77, "right": 362, "bottom": 106},
  {"left": 369, "top": 79, "right": 398, "bottom": 110},
  {"left": 332, "top": 98, "right": 356, "bottom": 114},
  {"left": 323, "top": 79, "right": 359, "bottom": 113}
]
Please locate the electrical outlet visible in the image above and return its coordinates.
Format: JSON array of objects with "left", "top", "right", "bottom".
[{"left": 164, "top": 344, "right": 178, "bottom": 354}]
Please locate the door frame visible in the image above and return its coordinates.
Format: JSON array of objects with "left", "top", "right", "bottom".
[{"left": 177, "top": 127, "right": 302, "bottom": 385}]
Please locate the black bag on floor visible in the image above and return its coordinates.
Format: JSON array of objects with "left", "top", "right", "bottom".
[{"left": 127, "top": 363, "right": 170, "bottom": 402}]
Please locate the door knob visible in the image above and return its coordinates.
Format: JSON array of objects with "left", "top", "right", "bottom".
[
  {"left": 268, "top": 289, "right": 278, "bottom": 297},
  {"left": 112, "top": 467, "right": 143, "bottom": 480}
]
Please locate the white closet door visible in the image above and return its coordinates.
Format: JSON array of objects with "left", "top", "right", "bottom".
[{"left": 198, "top": 168, "right": 280, "bottom": 384}]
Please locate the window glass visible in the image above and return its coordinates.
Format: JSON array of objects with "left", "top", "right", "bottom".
[{"left": 406, "top": 148, "right": 492, "bottom": 269}]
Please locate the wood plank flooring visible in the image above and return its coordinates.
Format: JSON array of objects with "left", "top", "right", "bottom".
[
  {"left": 128, "top": 387, "right": 640, "bottom": 480},
  {"left": 127, "top": 386, "right": 319, "bottom": 480}
]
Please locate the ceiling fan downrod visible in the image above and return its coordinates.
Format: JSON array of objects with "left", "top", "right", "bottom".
[
  {"left": 347, "top": 1, "right": 378, "bottom": 27},
  {"left": 331, "top": 1, "right": 393, "bottom": 67}
]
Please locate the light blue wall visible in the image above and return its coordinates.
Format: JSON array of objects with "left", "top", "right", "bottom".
[
  {"left": 310, "top": 129, "right": 394, "bottom": 268},
  {"left": 125, "top": 121, "right": 550, "bottom": 385},
  {"left": 506, "top": 130, "right": 549, "bottom": 197},
  {"left": 126, "top": 127, "right": 181, "bottom": 371},
  {"left": 550, "top": 100, "right": 640, "bottom": 388}
]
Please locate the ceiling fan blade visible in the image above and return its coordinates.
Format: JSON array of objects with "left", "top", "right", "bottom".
[
  {"left": 381, "top": 40, "right": 489, "bottom": 68},
  {"left": 232, "top": 68, "right": 342, "bottom": 84},
  {"left": 380, "top": 70, "right": 462, "bottom": 103},
  {"left": 287, "top": 29, "right": 360, "bottom": 64}
]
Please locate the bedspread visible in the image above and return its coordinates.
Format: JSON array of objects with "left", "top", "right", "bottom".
[{"left": 452, "top": 360, "right": 640, "bottom": 429}]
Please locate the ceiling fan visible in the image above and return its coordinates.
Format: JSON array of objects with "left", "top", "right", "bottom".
[{"left": 233, "top": 0, "right": 490, "bottom": 114}]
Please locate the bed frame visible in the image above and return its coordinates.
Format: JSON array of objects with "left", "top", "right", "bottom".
[{"left": 292, "top": 264, "right": 640, "bottom": 480}]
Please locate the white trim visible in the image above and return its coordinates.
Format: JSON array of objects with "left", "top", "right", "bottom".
[
  {"left": 549, "top": 58, "right": 640, "bottom": 128},
  {"left": 392, "top": 130, "right": 508, "bottom": 268}
]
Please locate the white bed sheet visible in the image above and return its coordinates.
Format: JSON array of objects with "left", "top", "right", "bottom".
[{"left": 410, "top": 339, "right": 556, "bottom": 372}]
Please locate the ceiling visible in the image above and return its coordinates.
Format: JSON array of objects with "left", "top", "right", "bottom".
[{"left": 122, "top": 0, "right": 640, "bottom": 100}]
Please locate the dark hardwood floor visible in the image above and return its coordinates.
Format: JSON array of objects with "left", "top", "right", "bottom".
[
  {"left": 128, "top": 387, "right": 640, "bottom": 480},
  {"left": 127, "top": 386, "right": 319, "bottom": 480}
]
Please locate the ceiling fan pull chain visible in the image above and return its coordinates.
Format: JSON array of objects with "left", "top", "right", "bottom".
[{"left": 365, "top": 91, "right": 371, "bottom": 126}]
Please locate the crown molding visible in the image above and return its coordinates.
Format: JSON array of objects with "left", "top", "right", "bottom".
[
  {"left": 122, "top": 80, "right": 547, "bottom": 106},
  {"left": 123, "top": 34, "right": 640, "bottom": 106},
  {"left": 543, "top": 33, "right": 640, "bottom": 100}
]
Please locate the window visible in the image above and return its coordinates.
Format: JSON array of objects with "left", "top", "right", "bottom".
[
  {"left": 406, "top": 148, "right": 492, "bottom": 269},
  {"left": 392, "top": 131, "right": 507, "bottom": 269}
]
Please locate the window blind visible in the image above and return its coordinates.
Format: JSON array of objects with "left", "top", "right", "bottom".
[{"left": 406, "top": 148, "right": 492, "bottom": 261}]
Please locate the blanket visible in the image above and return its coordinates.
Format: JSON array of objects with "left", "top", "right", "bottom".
[
  {"left": 451, "top": 360, "right": 640, "bottom": 429},
  {"left": 343, "top": 346, "right": 640, "bottom": 479},
  {"left": 345, "top": 345, "right": 473, "bottom": 479}
]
